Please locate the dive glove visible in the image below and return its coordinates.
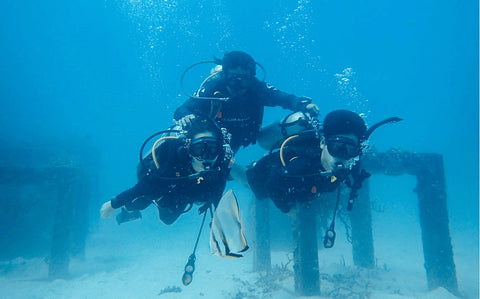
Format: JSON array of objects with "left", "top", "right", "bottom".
[
  {"left": 176, "top": 114, "right": 196, "bottom": 128},
  {"left": 304, "top": 103, "right": 320, "bottom": 117},
  {"left": 298, "top": 96, "right": 319, "bottom": 117},
  {"left": 100, "top": 200, "right": 116, "bottom": 218}
]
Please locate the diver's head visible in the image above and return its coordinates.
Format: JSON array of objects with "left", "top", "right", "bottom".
[
  {"left": 221, "top": 51, "right": 256, "bottom": 94},
  {"left": 320, "top": 110, "right": 367, "bottom": 171},
  {"left": 186, "top": 118, "right": 224, "bottom": 172}
]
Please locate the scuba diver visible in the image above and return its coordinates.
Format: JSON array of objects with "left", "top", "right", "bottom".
[
  {"left": 100, "top": 117, "right": 234, "bottom": 225},
  {"left": 101, "top": 117, "right": 248, "bottom": 286},
  {"left": 233, "top": 110, "right": 401, "bottom": 215},
  {"left": 173, "top": 50, "right": 320, "bottom": 153}
]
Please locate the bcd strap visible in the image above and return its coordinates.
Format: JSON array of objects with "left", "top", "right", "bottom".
[
  {"left": 209, "top": 90, "right": 223, "bottom": 119},
  {"left": 209, "top": 98, "right": 223, "bottom": 119}
]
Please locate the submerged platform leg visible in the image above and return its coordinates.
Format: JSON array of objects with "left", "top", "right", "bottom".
[
  {"left": 363, "top": 151, "right": 458, "bottom": 294},
  {"left": 48, "top": 167, "right": 77, "bottom": 279},
  {"left": 254, "top": 197, "right": 271, "bottom": 272},
  {"left": 350, "top": 179, "right": 375, "bottom": 268},
  {"left": 0, "top": 142, "right": 96, "bottom": 279},
  {"left": 292, "top": 204, "right": 320, "bottom": 296},
  {"left": 415, "top": 154, "right": 458, "bottom": 294}
]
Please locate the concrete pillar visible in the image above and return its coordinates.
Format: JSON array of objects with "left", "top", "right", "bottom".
[
  {"left": 415, "top": 154, "right": 458, "bottom": 294},
  {"left": 253, "top": 198, "right": 271, "bottom": 272},
  {"left": 292, "top": 204, "right": 320, "bottom": 296},
  {"left": 350, "top": 179, "right": 375, "bottom": 268}
]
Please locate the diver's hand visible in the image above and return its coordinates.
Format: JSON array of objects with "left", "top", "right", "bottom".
[
  {"left": 298, "top": 96, "right": 319, "bottom": 117},
  {"left": 304, "top": 103, "right": 320, "bottom": 117},
  {"left": 176, "top": 114, "right": 196, "bottom": 128},
  {"left": 100, "top": 200, "right": 116, "bottom": 218}
]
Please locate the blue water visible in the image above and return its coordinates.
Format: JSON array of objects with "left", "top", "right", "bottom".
[{"left": 1, "top": 0, "right": 478, "bottom": 297}]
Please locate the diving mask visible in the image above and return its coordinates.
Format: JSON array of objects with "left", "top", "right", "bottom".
[
  {"left": 189, "top": 137, "right": 220, "bottom": 161},
  {"left": 326, "top": 136, "right": 361, "bottom": 160}
]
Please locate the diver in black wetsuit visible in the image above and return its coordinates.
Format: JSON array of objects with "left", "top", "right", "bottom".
[
  {"left": 235, "top": 110, "right": 401, "bottom": 214},
  {"left": 174, "top": 51, "right": 320, "bottom": 153},
  {"left": 100, "top": 117, "right": 233, "bottom": 225}
]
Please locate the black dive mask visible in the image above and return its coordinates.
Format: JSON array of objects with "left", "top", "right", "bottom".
[
  {"left": 189, "top": 137, "right": 220, "bottom": 161},
  {"left": 326, "top": 136, "right": 361, "bottom": 160}
]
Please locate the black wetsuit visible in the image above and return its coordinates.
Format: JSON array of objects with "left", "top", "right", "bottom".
[
  {"left": 112, "top": 138, "right": 230, "bottom": 224},
  {"left": 246, "top": 135, "right": 348, "bottom": 213},
  {"left": 174, "top": 77, "right": 310, "bottom": 152}
]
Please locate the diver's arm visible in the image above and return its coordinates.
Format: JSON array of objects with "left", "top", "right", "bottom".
[
  {"left": 259, "top": 82, "right": 306, "bottom": 110},
  {"left": 110, "top": 183, "right": 145, "bottom": 209},
  {"left": 174, "top": 98, "right": 213, "bottom": 121},
  {"left": 174, "top": 99, "right": 197, "bottom": 120},
  {"left": 260, "top": 82, "right": 318, "bottom": 115},
  {"left": 112, "top": 140, "right": 179, "bottom": 209}
]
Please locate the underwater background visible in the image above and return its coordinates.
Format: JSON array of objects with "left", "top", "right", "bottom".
[{"left": 0, "top": 0, "right": 478, "bottom": 298}]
